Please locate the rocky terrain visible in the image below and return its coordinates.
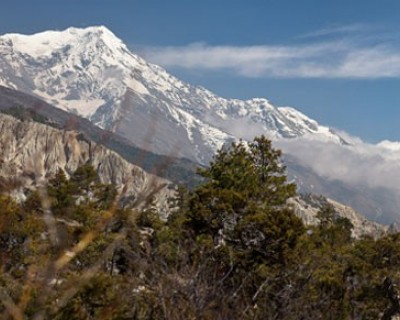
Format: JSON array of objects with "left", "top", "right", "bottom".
[
  {"left": 0, "top": 112, "right": 172, "bottom": 215},
  {"left": 291, "top": 195, "right": 387, "bottom": 238}
]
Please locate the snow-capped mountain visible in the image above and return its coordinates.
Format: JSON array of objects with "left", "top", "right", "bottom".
[
  {"left": 0, "top": 26, "right": 345, "bottom": 164},
  {"left": 3, "top": 26, "right": 400, "bottom": 224}
]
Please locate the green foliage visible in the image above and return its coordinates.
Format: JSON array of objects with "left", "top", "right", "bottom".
[
  {"left": 1, "top": 136, "right": 400, "bottom": 319},
  {"left": 71, "top": 163, "right": 98, "bottom": 195},
  {"left": 186, "top": 136, "right": 303, "bottom": 269},
  {"left": 47, "top": 165, "right": 117, "bottom": 221},
  {"left": 48, "top": 168, "right": 75, "bottom": 214},
  {"left": 23, "top": 190, "right": 43, "bottom": 213},
  {"left": 93, "top": 183, "right": 117, "bottom": 210},
  {"left": 136, "top": 208, "right": 164, "bottom": 230},
  {"left": 2, "top": 105, "right": 53, "bottom": 126},
  {"left": 317, "top": 203, "right": 354, "bottom": 246}
]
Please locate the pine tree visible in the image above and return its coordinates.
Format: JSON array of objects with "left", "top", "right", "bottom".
[
  {"left": 71, "top": 163, "right": 98, "bottom": 195},
  {"left": 186, "top": 136, "right": 303, "bottom": 263},
  {"left": 48, "top": 168, "right": 74, "bottom": 214}
]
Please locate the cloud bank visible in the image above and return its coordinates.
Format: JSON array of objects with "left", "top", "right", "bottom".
[
  {"left": 141, "top": 26, "right": 400, "bottom": 79},
  {"left": 276, "top": 136, "right": 400, "bottom": 193}
]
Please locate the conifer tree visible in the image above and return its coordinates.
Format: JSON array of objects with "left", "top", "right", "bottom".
[
  {"left": 186, "top": 135, "right": 304, "bottom": 267},
  {"left": 48, "top": 168, "right": 74, "bottom": 214}
]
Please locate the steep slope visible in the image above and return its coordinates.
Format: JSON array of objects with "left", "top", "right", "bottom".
[
  {"left": 0, "top": 26, "right": 346, "bottom": 164},
  {"left": 290, "top": 195, "right": 387, "bottom": 238},
  {"left": 0, "top": 112, "right": 172, "bottom": 214}
]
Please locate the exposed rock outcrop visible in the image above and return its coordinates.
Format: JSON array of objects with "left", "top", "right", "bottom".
[
  {"left": 0, "top": 113, "right": 172, "bottom": 215},
  {"left": 290, "top": 194, "right": 387, "bottom": 238}
]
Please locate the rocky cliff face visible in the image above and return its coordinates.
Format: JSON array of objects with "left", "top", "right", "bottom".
[
  {"left": 0, "top": 113, "right": 172, "bottom": 215},
  {"left": 290, "top": 195, "right": 387, "bottom": 238}
]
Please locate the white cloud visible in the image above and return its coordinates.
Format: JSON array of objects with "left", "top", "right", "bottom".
[
  {"left": 140, "top": 28, "right": 400, "bottom": 79},
  {"left": 275, "top": 136, "right": 400, "bottom": 192}
]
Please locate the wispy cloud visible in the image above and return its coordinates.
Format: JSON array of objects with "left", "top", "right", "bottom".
[
  {"left": 298, "top": 23, "right": 372, "bottom": 39},
  {"left": 140, "top": 26, "right": 400, "bottom": 79}
]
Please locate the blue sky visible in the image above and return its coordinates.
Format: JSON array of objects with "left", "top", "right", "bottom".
[{"left": 1, "top": 0, "right": 400, "bottom": 142}]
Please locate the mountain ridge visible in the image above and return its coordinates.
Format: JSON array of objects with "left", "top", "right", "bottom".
[
  {"left": 1, "top": 26, "right": 400, "bottom": 224},
  {"left": 0, "top": 25, "right": 346, "bottom": 164}
]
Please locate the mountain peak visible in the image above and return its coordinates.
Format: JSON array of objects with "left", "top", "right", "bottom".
[
  {"left": 67, "top": 25, "right": 112, "bottom": 33},
  {"left": 0, "top": 25, "right": 137, "bottom": 117},
  {"left": 0, "top": 25, "right": 125, "bottom": 58},
  {"left": 66, "top": 25, "right": 124, "bottom": 48}
]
